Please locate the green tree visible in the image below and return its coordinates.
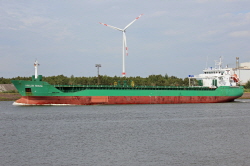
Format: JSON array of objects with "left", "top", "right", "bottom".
[{"left": 244, "top": 80, "right": 250, "bottom": 89}]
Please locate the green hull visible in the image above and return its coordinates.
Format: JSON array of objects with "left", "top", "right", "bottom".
[{"left": 11, "top": 75, "right": 244, "bottom": 105}]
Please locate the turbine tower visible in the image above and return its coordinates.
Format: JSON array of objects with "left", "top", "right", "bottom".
[{"left": 99, "top": 14, "right": 143, "bottom": 77}]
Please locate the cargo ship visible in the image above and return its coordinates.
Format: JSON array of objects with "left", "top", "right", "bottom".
[{"left": 12, "top": 58, "right": 243, "bottom": 105}]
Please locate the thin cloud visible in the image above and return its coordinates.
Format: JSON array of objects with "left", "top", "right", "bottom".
[
  {"left": 196, "top": 0, "right": 245, "bottom": 2},
  {"left": 20, "top": 16, "right": 55, "bottom": 28},
  {"left": 164, "top": 30, "right": 183, "bottom": 36},
  {"left": 150, "top": 11, "right": 167, "bottom": 17},
  {"left": 229, "top": 31, "right": 250, "bottom": 37}
]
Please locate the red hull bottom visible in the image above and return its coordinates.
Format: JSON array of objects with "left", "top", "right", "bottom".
[{"left": 13, "top": 96, "right": 240, "bottom": 105}]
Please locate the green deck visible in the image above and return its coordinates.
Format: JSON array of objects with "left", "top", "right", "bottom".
[{"left": 11, "top": 75, "right": 244, "bottom": 97}]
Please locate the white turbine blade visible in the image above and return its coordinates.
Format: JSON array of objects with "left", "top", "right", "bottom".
[
  {"left": 123, "top": 32, "right": 128, "bottom": 56},
  {"left": 99, "top": 22, "right": 123, "bottom": 31},
  {"left": 124, "top": 14, "right": 143, "bottom": 30}
]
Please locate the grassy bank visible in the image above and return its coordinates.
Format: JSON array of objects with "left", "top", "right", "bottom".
[
  {"left": 0, "top": 93, "right": 21, "bottom": 101},
  {"left": 239, "top": 92, "right": 250, "bottom": 99}
]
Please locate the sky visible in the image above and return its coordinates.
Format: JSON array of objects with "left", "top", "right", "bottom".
[{"left": 1, "top": 0, "right": 250, "bottom": 78}]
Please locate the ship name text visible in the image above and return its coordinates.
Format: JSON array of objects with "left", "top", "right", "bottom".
[{"left": 25, "top": 85, "right": 43, "bottom": 87}]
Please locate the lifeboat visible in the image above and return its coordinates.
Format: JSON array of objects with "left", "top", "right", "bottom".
[{"left": 232, "top": 74, "right": 240, "bottom": 83}]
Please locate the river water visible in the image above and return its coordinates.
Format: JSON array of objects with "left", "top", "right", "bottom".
[{"left": 1, "top": 100, "right": 250, "bottom": 166}]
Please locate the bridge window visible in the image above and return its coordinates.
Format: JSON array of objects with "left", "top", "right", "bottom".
[{"left": 25, "top": 88, "right": 31, "bottom": 92}]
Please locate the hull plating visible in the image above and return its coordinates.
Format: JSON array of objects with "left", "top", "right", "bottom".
[{"left": 13, "top": 95, "right": 239, "bottom": 105}]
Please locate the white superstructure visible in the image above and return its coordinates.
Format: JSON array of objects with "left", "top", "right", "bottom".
[
  {"left": 189, "top": 57, "right": 239, "bottom": 87},
  {"left": 236, "top": 62, "right": 250, "bottom": 85}
]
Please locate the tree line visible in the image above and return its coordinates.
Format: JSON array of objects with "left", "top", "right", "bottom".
[
  {"left": 0, "top": 74, "right": 191, "bottom": 86},
  {"left": 2, "top": 74, "right": 250, "bottom": 89}
]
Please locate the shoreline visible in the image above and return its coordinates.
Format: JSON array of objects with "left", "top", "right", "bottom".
[{"left": 1, "top": 92, "right": 250, "bottom": 101}]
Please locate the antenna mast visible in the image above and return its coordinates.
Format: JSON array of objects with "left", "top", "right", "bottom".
[{"left": 215, "top": 56, "right": 223, "bottom": 69}]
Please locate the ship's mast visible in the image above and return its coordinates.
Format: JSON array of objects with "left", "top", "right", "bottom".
[
  {"left": 34, "top": 60, "right": 39, "bottom": 79},
  {"left": 215, "top": 56, "right": 223, "bottom": 69}
]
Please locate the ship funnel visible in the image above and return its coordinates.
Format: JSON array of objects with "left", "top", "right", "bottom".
[{"left": 34, "top": 60, "right": 39, "bottom": 79}]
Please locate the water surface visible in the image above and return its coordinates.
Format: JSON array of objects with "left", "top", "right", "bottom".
[{"left": 1, "top": 100, "right": 250, "bottom": 166}]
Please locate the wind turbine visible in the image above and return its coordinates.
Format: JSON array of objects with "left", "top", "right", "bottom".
[{"left": 99, "top": 14, "right": 143, "bottom": 77}]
